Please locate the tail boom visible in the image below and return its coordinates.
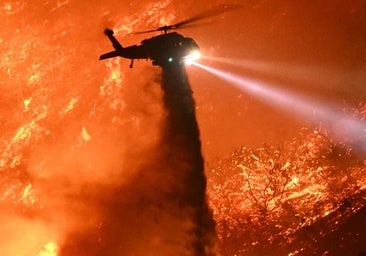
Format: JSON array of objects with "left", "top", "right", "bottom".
[
  {"left": 99, "top": 50, "right": 120, "bottom": 60},
  {"left": 104, "top": 29, "right": 123, "bottom": 50}
]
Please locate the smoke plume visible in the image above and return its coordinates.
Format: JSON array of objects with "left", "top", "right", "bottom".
[
  {"left": 53, "top": 63, "right": 216, "bottom": 255},
  {"left": 1, "top": 1, "right": 216, "bottom": 255}
]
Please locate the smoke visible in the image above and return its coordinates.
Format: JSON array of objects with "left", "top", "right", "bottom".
[
  {"left": 2, "top": 59, "right": 217, "bottom": 255},
  {"left": 51, "top": 62, "right": 216, "bottom": 255},
  {"left": 26, "top": 64, "right": 169, "bottom": 256},
  {"left": 1, "top": 1, "right": 217, "bottom": 255},
  {"left": 15, "top": 60, "right": 218, "bottom": 255}
]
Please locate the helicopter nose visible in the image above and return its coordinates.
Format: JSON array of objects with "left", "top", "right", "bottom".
[
  {"left": 183, "top": 48, "right": 201, "bottom": 65},
  {"left": 192, "top": 41, "right": 200, "bottom": 51}
]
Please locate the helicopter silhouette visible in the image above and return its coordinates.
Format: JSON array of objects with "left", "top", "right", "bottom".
[
  {"left": 99, "top": 5, "right": 241, "bottom": 68},
  {"left": 99, "top": 28, "right": 200, "bottom": 68}
]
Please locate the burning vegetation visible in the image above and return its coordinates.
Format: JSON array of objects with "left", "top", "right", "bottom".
[
  {"left": 207, "top": 103, "right": 366, "bottom": 255},
  {"left": 1, "top": 1, "right": 366, "bottom": 255}
]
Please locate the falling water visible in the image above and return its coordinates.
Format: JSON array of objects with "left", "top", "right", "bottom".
[{"left": 160, "top": 63, "right": 217, "bottom": 255}]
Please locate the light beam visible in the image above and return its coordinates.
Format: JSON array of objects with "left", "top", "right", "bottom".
[
  {"left": 202, "top": 55, "right": 366, "bottom": 89},
  {"left": 184, "top": 50, "right": 201, "bottom": 66},
  {"left": 192, "top": 61, "right": 366, "bottom": 155}
]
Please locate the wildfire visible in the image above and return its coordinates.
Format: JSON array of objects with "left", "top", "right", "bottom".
[
  {"left": 0, "top": 1, "right": 185, "bottom": 256},
  {"left": 207, "top": 125, "right": 366, "bottom": 255},
  {"left": 39, "top": 242, "right": 58, "bottom": 256},
  {"left": 21, "top": 184, "right": 37, "bottom": 205},
  {"left": 1, "top": 1, "right": 365, "bottom": 255}
]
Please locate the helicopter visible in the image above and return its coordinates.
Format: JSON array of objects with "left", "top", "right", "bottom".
[
  {"left": 99, "top": 4, "right": 241, "bottom": 68},
  {"left": 99, "top": 27, "right": 200, "bottom": 68}
]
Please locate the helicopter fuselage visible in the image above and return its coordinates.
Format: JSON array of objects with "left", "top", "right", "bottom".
[
  {"left": 100, "top": 30, "right": 200, "bottom": 67},
  {"left": 141, "top": 32, "right": 200, "bottom": 66}
]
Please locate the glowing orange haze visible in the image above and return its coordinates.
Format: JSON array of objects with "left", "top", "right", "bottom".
[
  {"left": 1, "top": 0, "right": 366, "bottom": 255},
  {"left": 1, "top": 1, "right": 183, "bottom": 255}
]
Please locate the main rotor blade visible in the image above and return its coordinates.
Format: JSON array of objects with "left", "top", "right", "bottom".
[
  {"left": 133, "top": 28, "right": 161, "bottom": 35},
  {"left": 171, "top": 4, "right": 242, "bottom": 29},
  {"left": 134, "top": 25, "right": 175, "bottom": 34},
  {"left": 133, "top": 4, "right": 242, "bottom": 35}
]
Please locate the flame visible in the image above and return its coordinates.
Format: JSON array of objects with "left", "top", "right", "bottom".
[
  {"left": 21, "top": 184, "right": 37, "bottom": 205},
  {"left": 207, "top": 126, "right": 366, "bottom": 255},
  {"left": 39, "top": 242, "right": 58, "bottom": 256},
  {"left": 80, "top": 126, "right": 91, "bottom": 142},
  {"left": 1, "top": 0, "right": 365, "bottom": 255},
  {"left": 0, "top": 1, "right": 199, "bottom": 255}
]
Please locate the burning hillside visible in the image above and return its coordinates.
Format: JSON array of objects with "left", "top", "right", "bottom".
[
  {"left": 207, "top": 119, "right": 366, "bottom": 255},
  {"left": 1, "top": 1, "right": 366, "bottom": 255}
]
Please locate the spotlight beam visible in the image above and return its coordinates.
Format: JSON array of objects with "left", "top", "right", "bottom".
[
  {"left": 202, "top": 55, "right": 366, "bottom": 89},
  {"left": 192, "top": 61, "right": 366, "bottom": 154}
]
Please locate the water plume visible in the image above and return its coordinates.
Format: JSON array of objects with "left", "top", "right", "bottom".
[{"left": 159, "top": 63, "right": 217, "bottom": 255}]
